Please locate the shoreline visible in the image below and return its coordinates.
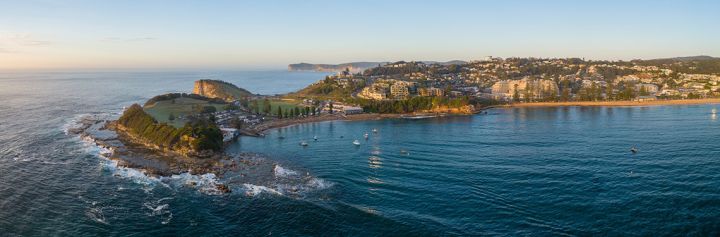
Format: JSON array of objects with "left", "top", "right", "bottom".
[
  {"left": 247, "top": 111, "right": 481, "bottom": 135},
  {"left": 502, "top": 98, "right": 720, "bottom": 108}
]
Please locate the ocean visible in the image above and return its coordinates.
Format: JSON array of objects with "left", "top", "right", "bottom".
[{"left": 1, "top": 71, "right": 720, "bottom": 236}]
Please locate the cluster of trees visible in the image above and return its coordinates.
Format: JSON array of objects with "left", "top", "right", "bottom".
[
  {"left": 363, "top": 61, "right": 425, "bottom": 76},
  {"left": 118, "top": 104, "right": 223, "bottom": 153},
  {"left": 293, "top": 76, "right": 366, "bottom": 99},
  {"left": 275, "top": 106, "right": 317, "bottom": 119},
  {"left": 245, "top": 98, "right": 319, "bottom": 118},
  {"left": 346, "top": 96, "right": 473, "bottom": 114}
]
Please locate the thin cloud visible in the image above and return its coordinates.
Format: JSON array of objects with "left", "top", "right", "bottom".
[
  {"left": 3, "top": 33, "right": 52, "bottom": 46},
  {"left": 103, "top": 37, "right": 157, "bottom": 42}
]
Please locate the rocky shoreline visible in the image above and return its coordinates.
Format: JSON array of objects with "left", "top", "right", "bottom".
[{"left": 67, "top": 115, "right": 283, "bottom": 194}]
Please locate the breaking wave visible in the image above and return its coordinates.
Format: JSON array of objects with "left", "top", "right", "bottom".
[
  {"left": 273, "top": 164, "right": 299, "bottom": 178},
  {"left": 163, "top": 173, "right": 224, "bottom": 195},
  {"left": 241, "top": 164, "right": 334, "bottom": 197},
  {"left": 241, "top": 184, "right": 283, "bottom": 196}
]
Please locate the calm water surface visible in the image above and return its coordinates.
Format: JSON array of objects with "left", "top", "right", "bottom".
[{"left": 1, "top": 71, "right": 720, "bottom": 236}]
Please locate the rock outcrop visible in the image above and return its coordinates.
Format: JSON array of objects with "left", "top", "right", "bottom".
[{"left": 193, "top": 79, "right": 252, "bottom": 102}]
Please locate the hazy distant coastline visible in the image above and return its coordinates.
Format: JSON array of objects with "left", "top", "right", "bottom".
[{"left": 288, "top": 60, "right": 467, "bottom": 73}]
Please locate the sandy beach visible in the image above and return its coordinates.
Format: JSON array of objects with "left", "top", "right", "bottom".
[{"left": 503, "top": 98, "right": 720, "bottom": 108}]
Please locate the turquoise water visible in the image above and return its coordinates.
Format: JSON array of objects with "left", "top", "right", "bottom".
[{"left": 2, "top": 71, "right": 720, "bottom": 236}]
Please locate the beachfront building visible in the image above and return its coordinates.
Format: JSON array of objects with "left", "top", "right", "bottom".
[
  {"left": 635, "top": 83, "right": 659, "bottom": 94},
  {"left": 390, "top": 84, "right": 409, "bottom": 99},
  {"left": 490, "top": 77, "right": 559, "bottom": 101},
  {"left": 418, "top": 87, "right": 444, "bottom": 97},
  {"left": 342, "top": 106, "right": 363, "bottom": 114},
  {"left": 359, "top": 86, "right": 387, "bottom": 100}
]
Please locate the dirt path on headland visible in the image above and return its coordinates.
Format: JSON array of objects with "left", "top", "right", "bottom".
[{"left": 503, "top": 98, "right": 720, "bottom": 108}]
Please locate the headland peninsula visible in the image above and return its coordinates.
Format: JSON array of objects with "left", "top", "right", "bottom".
[{"left": 71, "top": 56, "right": 720, "bottom": 193}]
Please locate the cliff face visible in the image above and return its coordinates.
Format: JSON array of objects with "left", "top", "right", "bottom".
[{"left": 193, "top": 80, "right": 252, "bottom": 101}]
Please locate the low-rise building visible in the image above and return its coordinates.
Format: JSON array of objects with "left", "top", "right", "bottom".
[{"left": 635, "top": 83, "right": 659, "bottom": 94}]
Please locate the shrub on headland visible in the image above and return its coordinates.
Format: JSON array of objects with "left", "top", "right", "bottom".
[{"left": 118, "top": 104, "right": 223, "bottom": 153}]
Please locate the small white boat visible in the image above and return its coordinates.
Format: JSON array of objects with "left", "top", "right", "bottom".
[
  {"left": 372, "top": 128, "right": 378, "bottom": 133},
  {"left": 313, "top": 136, "right": 318, "bottom": 141},
  {"left": 353, "top": 140, "right": 361, "bottom": 146},
  {"left": 364, "top": 133, "right": 369, "bottom": 139},
  {"left": 300, "top": 141, "right": 308, "bottom": 146}
]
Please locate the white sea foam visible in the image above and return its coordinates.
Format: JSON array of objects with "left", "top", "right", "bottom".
[
  {"left": 242, "top": 184, "right": 282, "bottom": 196},
  {"left": 102, "top": 158, "right": 164, "bottom": 187},
  {"left": 307, "top": 178, "right": 333, "bottom": 189},
  {"left": 144, "top": 197, "right": 173, "bottom": 225},
  {"left": 86, "top": 207, "right": 108, "bottom": 225},
  {"left": 273, "top": 164, "right": 298, "bottom": 178},
  {"left": 163, "top": 172, "right": 224, "bottom": 195}
]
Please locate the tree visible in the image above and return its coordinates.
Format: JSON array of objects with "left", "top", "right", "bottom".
[
  {"left": 590, "top": 82, "right": 600, "bottom": 101},
  {"left": 549, "top": 88, "right": 558, "bottom": 102},
  {"left": 240, "top": 97, "right": 249, "bottom": 108},
  {"left": 251, "top": 100, "right": 259, "bottom": 114},
  {"left": 524, "top": 80, "right": 534, "bottom": 103},
  {"left": 262, "top": 99, "right": 271, "bottom": 114},
  {"left": 201, "top": 105, "right": 217, "bottom": 114},
  {"left": 311, "top": 106, "right": 317, "bottom": 116},
  {"left": 513, "top": 84, "right": 520, "bottom": 102},
  {"left": 639, "top": 85, "right": 649, "bottom": 96},
  {"left": 328, "top": 102, "right": 334, "bottom": 114},
  {"left": 605, "top": 83, "right": 614, "bottom": 101},
  {"left": 294, "top": 107, "right": 300, "bottom": 117},
  {"left": 561, "top": 80, "right": 571, "bottom": 101}
]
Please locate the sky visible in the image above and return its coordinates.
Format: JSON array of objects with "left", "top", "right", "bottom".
[{"left": 0, "top": 0, "right": 719, "bottom": 70}]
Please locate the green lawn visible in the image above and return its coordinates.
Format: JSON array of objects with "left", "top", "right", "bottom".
[{"left": 144, "top": 97, "right": 226, "bottom": 127}]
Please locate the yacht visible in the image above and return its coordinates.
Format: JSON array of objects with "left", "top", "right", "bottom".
[
  {"left": 313, "top": 136, "right": 318, "bottom": 141},
  {"left": 364, "top": 133, "right": 369, "bottom": 139},
  {"left": 630, "top": 145, "right": 638, "bottom": 153},
  {"left": 300, "top": 141, "right": 308, "bottom": 146},
  {"left": 353, "top": 140, "right": 361, "bottom": 146},
  {"left": 372, "top": 128, "right": 378, "bottom": 133}
]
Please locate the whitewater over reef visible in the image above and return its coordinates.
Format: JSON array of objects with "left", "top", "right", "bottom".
[{"left": 64, "top": 113, "right": 333, "bottom": 197}]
